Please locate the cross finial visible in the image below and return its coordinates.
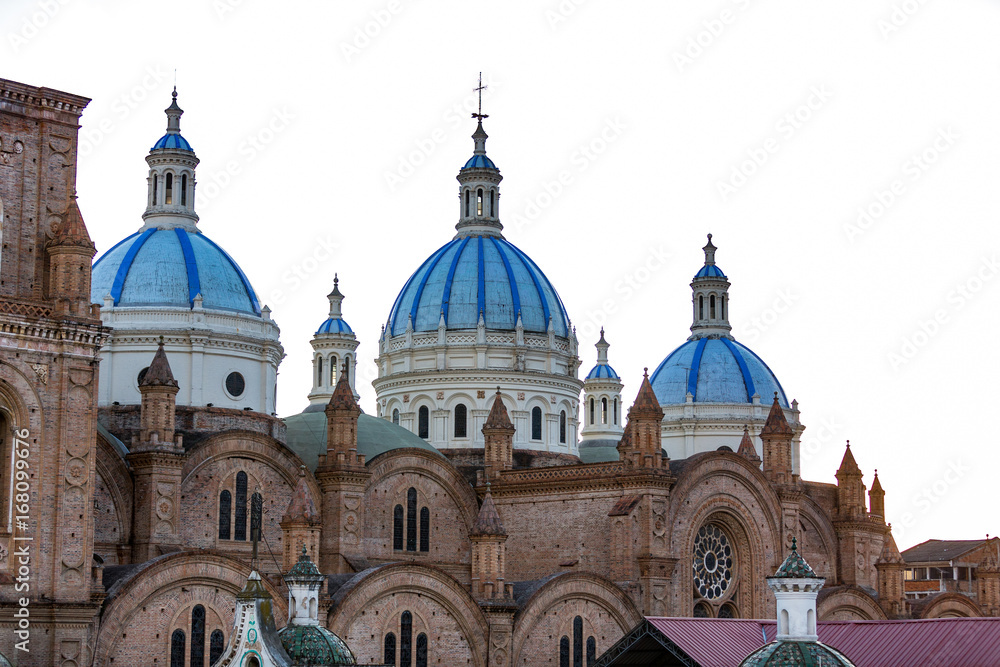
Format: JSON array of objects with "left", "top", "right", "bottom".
[{"left": 472, "top": 72, "right": 489, "bottom": 121}]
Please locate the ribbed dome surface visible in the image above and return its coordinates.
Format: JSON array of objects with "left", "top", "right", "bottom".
[
  {"left": 650, "top": 338, "right": 787, "bottom": 406},
  {"left": 741, "top": 641, "right": 855, "bottom": 666},
  {"left": 462, "top": 154, "right": 497, "bottom": 170},
  {"left": 91, "top": 228, "right": 261, "bottom": 315},
  {"left": 695, "top": 264, "right": 726, "bottom": 279},
  {"left": 586, "top": 363, "right": 619, "bottom": 380},
  {"left": 278, "top": 625, "right": 357, "bottom": 665},
  {"left": 151, "top": 133, "right": 193, "bottom": 151},
  {"left": 386, "top": 235, "right": 570, "bottom": 337},
  {"left": 316, "top": 317, "right": 353, "bottom": 334}
]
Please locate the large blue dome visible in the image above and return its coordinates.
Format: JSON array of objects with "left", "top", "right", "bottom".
[
  {"left": 91, "top": 228, "right": 261, "bottom": 315},
  {"left": 650, "top": 338, "right": 788, "bottom": 407},
  {"left": 386, "top": 235, "right": 570, "bottom": 337}
]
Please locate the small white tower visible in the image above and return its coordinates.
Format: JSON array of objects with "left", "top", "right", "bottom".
[
  {"left": 141, "top": 87, "right": 200, "bottom": 232},
  {"left": 768, "top": 538, "right": 824, "bottom": 642},
  {"left": 580, "top": 328, "right": 624, "bottom": 442},
  {"left": 307, "top": 275, "right": 360, "bottom": 406},
  {"left": 284, "top": 546, "right": 325, "bottom": 627},
  {"left": 689, "top": 233, "right": 733, "bottom": 340}
]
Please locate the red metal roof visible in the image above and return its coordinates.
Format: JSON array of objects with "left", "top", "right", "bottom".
[{"left": 644, "top": 616, "right": 1000, "bottom": 667}]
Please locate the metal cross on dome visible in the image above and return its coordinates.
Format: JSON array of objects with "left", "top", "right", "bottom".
[{"left": 472, "top": 72, "right": 489, "bottom": 121}]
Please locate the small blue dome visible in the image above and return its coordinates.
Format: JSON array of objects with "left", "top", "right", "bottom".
[
  {"left": 151, "top": 133, "right": 194, "bottom": 151},
  {"left": 386, "top": 235, "right": 570, "bottom": 337},
  {"left": 92, "top": 228, "right": 261, "bottom": 315},
  {"left": 650, "top": 338, "right": 787, "bottom": 406},
  {"left": 462, "top": 154, "right": 497, "bottom": 170},
  {"left": 316, "top": 317, "right": 353, "bottom": 335},
  {"left": 694, "top": 264, "right": 726, "bottom": 279},
  {"left": 586, "top": 363, "right": 620, "bottom": 380}
]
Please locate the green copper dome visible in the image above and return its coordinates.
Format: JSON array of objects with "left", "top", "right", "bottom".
[
  {"left": 773, "top": 538, "right": 821, "bottom": 579},
  {"left": 278, "top": 624, "right": 357, "bottom": 666},
  {"left": 740, "top": 641, "right": 855, "bottom": 666}
]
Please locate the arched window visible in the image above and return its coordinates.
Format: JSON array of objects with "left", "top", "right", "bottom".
[
  {"left": 721, "top": 295, "right": 726, "bottom": 320},
  {"left": 152, "top": 174, "right": 159, "bottom": 205},
  {"left": 210, "top": 630, "right": 225, "bottom": 663},
  {"left": 393, "top": 504, "right": 404, "bottom": 551},
  {"left": 384, "top": 633, "right": 397, "bottom": 666},
  {"left": 559, "top": 410, "right": 567, "bottom": 444},
  {"left": 170, "top": 629, "right": 185, "bottom": 667},
  {"left": 477, "top": 188, "right": 483, "bottom": 216},
  {"left": 250, "top": 492, "right": 263, "bottom": 541},
  {"left": 418, "top": 406, "right": 429, "bottom": 439},
  {"left": 165, "top": 172, "right": 173, "bottom": 205},
  {"left": 587, "top": 637, "right": 596, "bottom": 667},
  {"left": 573, "top": 615, "right": 583, "bottom": 667},
  {"left": 331, "top": 355, "right": 338, "bottom": 385},
  {"left": 559, "top": 636, "right": 570, "bottom": 667},
  {"left": 601, "top": 398, "right": 608, "bottom": 425},
  {"left": 613, "top": 398, "right": 618, "bottom": 425},
  {"left": 454, "top": 404, "right": 467, "bottom": 438},
  {"left": 719, "top": 603, "right": 738, "bottom": 619},
  {"left": 780, "top": 609, "right": 789, "bottom": 635},
  {"left": 699, "top": 295, "right": 704, "bottom": 319},
  {"left": 694, "top": 602, "right": 712, "bottom": 618},
  {"left": 234, "top": 472, "right": 248, "bottom": 541},
  {"left": 464, "top": 190, "right": 470, "bottom": 217},
  {"left": 531, "top": 407, "right": 542, "bottom": 441},
  {"left": 344, "top": 358, "right": 350, "bottom": 383},
  {"left": 317, "top": 357, "right": 323, "bottom": 386},
  {"left": 419, "top": 507, "right": 429, "bottom": 552},
  {"left": 416, "top": 633, "right": 428, "bottom": 667},
  {"left": 218, "top": 490, "right": 231, "bottom": 540},
  {"left": 190, "top": 605, "right": 206, "bottom": 667},
  {"left": 400, "top": 611, "right": 413, "bottom": 667},
  {"left": 710, "top": 294, "right": 716, "bottom": 319},
  {"left": 489, "top": 190, "right": 495, "bottom": 217},
  {"left": 392, "top": 409, "right": 400, "bottom": 425},
  {"left": 247, "top": 658, "right": 260, "bottom": 667},
  {"left": 589, "top": 398, "right": 595, "bottom": 425},
  {"left": 181, "top": 173, "right": 188, "bottom": 206},
  {"left": 406, "top": 488, "right": 417, "bottom": 552}
]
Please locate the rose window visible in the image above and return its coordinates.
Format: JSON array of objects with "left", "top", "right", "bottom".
[{"left": 693, "top": 524, "right": 733, "bottom": 600}]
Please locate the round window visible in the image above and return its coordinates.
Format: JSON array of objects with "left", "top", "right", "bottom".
[
  {"left": 226, "top": 372, "right": 245, "bottom": 398},
  {"left": 693, "top": 523, "right": 733, "bottom": 601},
  {"left": 137, "top": 366, "right": 149, "bottom": 385}
]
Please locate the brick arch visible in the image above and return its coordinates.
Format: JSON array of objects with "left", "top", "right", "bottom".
[
  {"left": 511, "top": 572, "right": 643, "bottom": 667},
  {"left": 797, "top": 496, "right": 838, "bottom": 581},
  {"left": 328, "top": 563, "right": 490, "bottom": 667},
  {"left": 817, "top": 586, "right": 887, "bottom": 621},
  {"left": 920, "top": 593, "right": 983, "bottom": 619},
  {"left": 94, "top": 433, "right": 133, "bottom": 563},
  {"left": 668, "top": 453, "right": 784, "bottom": 618},
  {"left": 93, "top": 552, "right": 286, "bottom": 666}
]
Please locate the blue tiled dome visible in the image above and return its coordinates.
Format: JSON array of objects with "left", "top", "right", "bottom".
[
  {"left": 586, "top": 363, "right": 620, "bottom": 380},
  {"left": 316, "top": 317, "right": 353, "bottom": 334},
  {"left": 694, "top": 264, "right": 726, "bottom": 279},
  {"left": 650, "top": 338, "right": 787, "bottom": 406},
  {"left": 386, "top": 235, "right": 570, "bottom": 337},
  {"left": 91, "top": 228, "right": 261, "bottom": 315},
  {"left": 151, "top": 133, "right": 193, "bottom": 151},
  {"left": 462, "top": 154, "right": 497, "bottom": 170}
]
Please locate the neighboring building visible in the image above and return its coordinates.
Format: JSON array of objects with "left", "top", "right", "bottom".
[
  {"left": 1, "top": 76, "right": 997, "bottom": 667},
  {"left": 901, "top": 538, "right": 1000, "bottom": 611}
]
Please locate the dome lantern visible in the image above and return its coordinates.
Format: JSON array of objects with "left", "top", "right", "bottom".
[
  {"left": 308, "top": 274, "right": 360, "bottom": 407},
  {"left": 455, "top": 74, "right": 503, "bottom": 239},
  {"left": 689, "top": 233, "right": 733, "bottom": 340},
  {"left": 142, "top": 87, "right": 199, "bottom": 232}
]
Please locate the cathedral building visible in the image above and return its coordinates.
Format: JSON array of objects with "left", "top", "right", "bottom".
[{"left": 1, "top": 75, "right": 997, "bottom": 667}]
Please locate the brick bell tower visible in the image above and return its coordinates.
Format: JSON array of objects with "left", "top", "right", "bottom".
[{"left": 0, "top": 77, "right": 105, "bottom": 665}]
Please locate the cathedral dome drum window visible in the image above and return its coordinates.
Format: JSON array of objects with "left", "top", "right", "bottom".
[{"left": 693, "top": 523, "right": 734, "bottom": 601}]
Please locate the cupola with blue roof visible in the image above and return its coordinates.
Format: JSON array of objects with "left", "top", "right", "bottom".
[
  {"left": 374, "top": 77, "right": 582, "bottom": 454},
  {"left": 648, "top": 235, "right": 801, "bottom": 462},
  {"left": 579, "top": 328, "right": 625, "bottom": 461},
  {"left": 307, "top": 275, "right": 360, "bottom": 407},
  {"left": 91, "top": 88, "right": 283, "bottom": 414}
]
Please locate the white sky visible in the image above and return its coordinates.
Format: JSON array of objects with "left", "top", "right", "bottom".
[{"left": 5, "top": 0, "right": 999, "bottom": 549}]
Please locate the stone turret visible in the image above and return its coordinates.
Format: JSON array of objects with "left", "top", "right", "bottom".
[
  {"left": 470, "top": 485, "right": 511, "bottom": 601},
  {"left": 279, "top": 467, "right": 321, "bottom": 571},
  {"left": 761, "top": 393, "right": 794, "bottom": 485},
  {"left": 978, "top": 539, "right": 1000, "bottom": 616},
  {"left": 875, "top": 529, "right": 906, "bottom": 617},
  {"left": 618, "top": 370, "right": 667, "bottom": 469},
  {"left": 482, "top": 389, "right": 514, "bottom": 480},
  {"left": 835, "top": 443, "right": 866, "bottom": 521},
  {"left": 868, "top": 470, "right": 885, "bottom": 520},
  {"left": 737, "top": 424, "right": 762, "bottom": 466},
  {"left": 46, "top": 193, "right": 97, "bottom": 317}
]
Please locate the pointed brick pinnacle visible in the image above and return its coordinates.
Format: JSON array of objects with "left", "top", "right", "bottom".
[
  {"left": 760, "top": 392, "right": 792, "bottom": 436},
  {"left": 870, "top": 469, "right": 884, "bottom": 493},
  {"left": 327, "top": 359, "right": 359, "bottom": 412},
  {"left": 50, "top": 194, "right": 95, "bottom": 249},
  {"left": 630, "top": 368, "right": 663, "bottom": 419},
  {"left": 837, "top": 440, "right": 862, "bottom": 477},
  {"left": 878, "top": 531, "right": 904, "bottom": 565},
  {"left": 484, "top": 388, "right": 514, "bottom": 431},
  {"left": 282, "top": 466, "right": 319, "bottom": 525},
  {"left": 738, "top": 424, "right": 761, "bottom": 462},
  {"left": 140, "top": 340, "right": 178, "bottom": 388},
  {"left": 471, "top": 485, "right": 505, "bottom": 536}
]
